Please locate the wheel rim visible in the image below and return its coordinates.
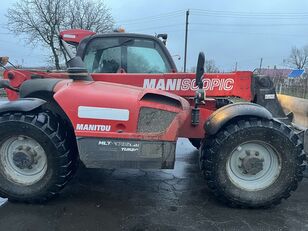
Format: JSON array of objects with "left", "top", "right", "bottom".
[
  {"left": 226, "top": 141, "right": 281, "bottom": 191},
  {"left": 0, "top": 135, "right": 47, "bottom": 186}
]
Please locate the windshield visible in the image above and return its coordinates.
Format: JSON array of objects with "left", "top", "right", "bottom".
[{"left": 83, "top": 37, "right": 172, "bottom": 73}]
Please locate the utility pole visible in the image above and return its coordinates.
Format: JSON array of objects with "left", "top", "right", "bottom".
[
  {"left": 259, "top": 57, "right": 263, "bottom": 73},
  {"left": 184, "top": 9, "right": 189, "bottom": 72}
]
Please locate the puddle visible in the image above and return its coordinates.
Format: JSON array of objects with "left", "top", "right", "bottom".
[{"left": 0, "top": 197, "right": 8, "bottom": 207}]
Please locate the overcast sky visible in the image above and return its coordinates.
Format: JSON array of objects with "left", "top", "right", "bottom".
[{"left": 1, "top": 0, "right": 308, "bottom": 71}]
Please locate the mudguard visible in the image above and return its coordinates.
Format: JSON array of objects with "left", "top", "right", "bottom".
[
  {"left": 20, "top": 79, "right": 61, "bottom": 98},
  {"left": 204, "top": 102, "right": 273, "bottom": 135},
  {"left": 0, "top": 98, "right": 46, "bottom": 114}
]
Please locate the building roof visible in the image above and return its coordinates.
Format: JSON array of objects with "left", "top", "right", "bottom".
[
  {"left": 259, "top": 68, "right": 292, "bottom": 78},
  {"left": 288, "top": 69, "right": 305, "bottom": 78}
]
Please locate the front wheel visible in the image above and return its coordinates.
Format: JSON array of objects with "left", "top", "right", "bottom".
[
  {"left": 200, "top": 118, "right": 306, "bottom": 208},
  {"left": 0, "top": 112, "right": 76, "bottom": 203}
]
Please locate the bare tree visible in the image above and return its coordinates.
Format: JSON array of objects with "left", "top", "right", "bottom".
[
  {"left": 7, "top": 0, "right": 65, "bottom": 69},
  {"left": 190, "top": 59, "right": 220, "bottom": 73},
  {"left": 205, "top": 59, "right": 219, "bottom": 73},
  {"left": 6, "top": 0, "right": 114, "bottom": 69},
  {"left": 285, "top": 46, "right": 308, "bottom": 69},
  {"left": 65, "top": 0, "right": 114, "bottom": 33}
]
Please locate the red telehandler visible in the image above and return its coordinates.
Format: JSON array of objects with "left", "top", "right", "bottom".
[{"left": 0, "top": 29, "right": 306, "bottom": 208}]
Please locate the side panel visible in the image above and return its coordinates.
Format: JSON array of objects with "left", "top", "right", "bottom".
[
  {"left": 90, "top": 71, "right": 253, "bottom": 101},
  {"left": 53, "top": 81, "right": 189, "bottom": 142},
  {"left": 5, "top": 69, "right": 252, "bottom": 102},
  {"left": 52, "top": 81, "right": 188, "bottom": 169},
  {"left": 77, "top": 138, "right": 176, "bottom": 169},
  {"left": 178, "top": 107, "right": 214, "bottom": 138},
  {"left": 4, "top": 69, "right": 70, "bottom": 100}
]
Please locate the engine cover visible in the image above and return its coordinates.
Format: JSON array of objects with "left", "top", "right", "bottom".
[{"left": 52, "top": 80, "right": 190, "bottom": 169}]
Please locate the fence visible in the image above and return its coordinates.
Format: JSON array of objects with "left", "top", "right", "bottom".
[
  {"left": 276, "top": 85, "right": 308, "bottom": 99},
  {"left": 274, "top": 77, "right": 308, "bottom": 99}
]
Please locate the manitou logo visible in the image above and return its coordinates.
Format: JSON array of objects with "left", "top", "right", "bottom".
[
  {"left": 76, "top": 124, "right": 111, "bottom": 132},
  {"left": 143, "top": 78, "right": 234, "bottom": 91}
]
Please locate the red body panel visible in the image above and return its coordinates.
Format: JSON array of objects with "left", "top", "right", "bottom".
[
  {"left": 3, "top": 69, "right": 69, "bottom": 100},
  {"left": 60, "top": 29, "right": 96, "bottom": 45},
  {"left": 3, "top": 70, "right": 253, "bottom": 101},
  {"left": 53, "top": 80, "right": 190, "bottom": 142},
  {"left": 90, "top": 71, "right": 252, "bottom": 101},
  {"left": 3, "top": 69, "right": 253, "bottom": 139},
  {"left": 2, "top": 28, "right": 253, "bottom": 140}
]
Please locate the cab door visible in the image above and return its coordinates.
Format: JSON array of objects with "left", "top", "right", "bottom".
[{"left": 81, "top": 35, "right": 176, "bottom": 87}]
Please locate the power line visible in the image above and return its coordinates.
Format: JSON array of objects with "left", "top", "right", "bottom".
[
  {"left": 131, "top": 28, "right": 184, "bottom": 34},
  {"left": 188, "top": 28, "right": 307, "bottom": 38},
  {"left": 115, "top": 9, "right": 308, "bottom": 33},
  {"left": 191, "top": 12, "right": 308, "bottom": 20},
  {"left": 191, "top": 13, "right": 308, "bottom": 20},
  {"left": 114, "top": 9, "right": 308, "bottom": 37},
  {"left": 115, "top": 8, "right": 308, "bottom": 33},
  {"left": 190, "top": 22, "right": 308, "bottom": 27},
  {"left": 116, "top": 9, "right": 308, "bottom": 27},
  {"left": 191, "top": 9, "right": 308, "bottom": 17},
  {"left": 0, "top": 32, "right": 14, "bottom": 35},
  {"left": 118, "top": 14, "right": 183, "bottom": 26},
  {"left": 116, "top": 10, "right": 184, "bottom": 24},
  {"left": 127, "top": 23, "right": 183, "bottom": 32}
]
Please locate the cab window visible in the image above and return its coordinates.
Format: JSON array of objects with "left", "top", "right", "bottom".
[{"left": 83, "top": 37, "right": 172, "bottom": 73}]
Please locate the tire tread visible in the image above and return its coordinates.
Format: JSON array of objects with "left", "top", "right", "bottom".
[
  {"left": 0, "top": 112, "right": 77, "bottom": 203},
  {"left": 200, "top": 118, "right": 306, "bottom": 208}
]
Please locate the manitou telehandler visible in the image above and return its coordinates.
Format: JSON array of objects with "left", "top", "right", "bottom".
[{"left": 0, "top": 29, "right": 306, "bottom": 208}]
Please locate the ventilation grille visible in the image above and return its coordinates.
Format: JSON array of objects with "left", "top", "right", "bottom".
[
  {"left": 141, "top": 93, "right": 182, "bottom": 108},
  {"left": 137, "top": 107, "right": 176, "bottom": 133}
]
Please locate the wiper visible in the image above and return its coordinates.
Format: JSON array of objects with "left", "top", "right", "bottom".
[{"left": 100, "top": 39, "right": 134, "bottom": 51}]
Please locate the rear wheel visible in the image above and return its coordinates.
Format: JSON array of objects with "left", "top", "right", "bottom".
[
  {"left": 200, "top": 118, "right": 306, "bottom": 208},
  {"left": 0, "top": 112, "right": 76, "bottom": 203}
]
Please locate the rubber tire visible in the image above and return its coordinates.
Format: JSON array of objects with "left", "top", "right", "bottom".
[
  {"left": 189, "top": 138, "right": 201, "bottom": 149},
  {"left": 0, "top": 112, "right": 76, "bottom": 203},
  {"left": 200, "top": 118, "right": 306, "bottom": 208}
]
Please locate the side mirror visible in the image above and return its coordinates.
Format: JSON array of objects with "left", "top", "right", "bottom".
[
  {"left": 0, "top": 57, "right": 9, "bottom": 66},
  {"left": 156, "top": 34, "right": 168, "bottom": 45},
  {"left": 195, "top": 52, "right": 205, "bottom": 89},
  {"left": 192, "top": 52, "right": 205, "bottom": 126}
]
